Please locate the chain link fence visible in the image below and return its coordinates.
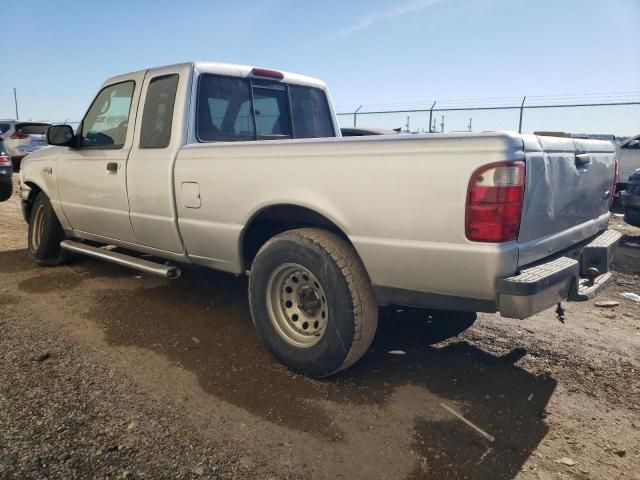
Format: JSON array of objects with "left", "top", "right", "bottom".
[
  {"left": 336, "top": 93, "right": 640, "bottom": 139},
  {"left": 32, "top": 93, "right": 640, "bottom": 141}
]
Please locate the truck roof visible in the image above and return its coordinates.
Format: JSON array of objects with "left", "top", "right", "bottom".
[{"left": 103, "top": 61, "right": 328, "bottom": 90}]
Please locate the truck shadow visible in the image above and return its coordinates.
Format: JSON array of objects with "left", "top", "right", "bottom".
[
  {"left": 3, "top": 250, "right": 555, "bottom": 479},
  {"left": 86, "top": 262, "right": 554, "bottom": 479}
]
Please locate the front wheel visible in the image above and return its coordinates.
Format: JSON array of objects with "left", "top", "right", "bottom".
[
  {"left": 249, "top": 228, "right": 378, "bottom": 378},
  {"left": 28, "top": 192, "right": 67, "bottom": 266}
]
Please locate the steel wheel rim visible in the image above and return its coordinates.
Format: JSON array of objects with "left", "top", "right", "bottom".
[
  {"left": 265, "top": 263, "right": 329, "bottom": 348},
  {"left": 32, "top": 204, "right": 45, "bottom": 251}
]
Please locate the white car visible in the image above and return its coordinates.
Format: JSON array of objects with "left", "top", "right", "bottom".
[
  {"left": 616, "top": 133, "right": 640, "bottom": 188},
  {"left": 0, "top": 120, "right": 51, "bottom": 171}
]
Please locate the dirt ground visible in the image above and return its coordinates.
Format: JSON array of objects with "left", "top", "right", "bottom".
[{"left": 1, "top": 176, "right": 639, "bottom": 480}]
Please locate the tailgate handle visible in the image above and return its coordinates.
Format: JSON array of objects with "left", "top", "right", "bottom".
[{"left": 575, "top": 153, "right": 591, "bottom": 167}]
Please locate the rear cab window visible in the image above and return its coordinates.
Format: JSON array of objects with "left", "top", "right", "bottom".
[
  {"left": 196, "top": 74, "right": 335, "bottom": 142},
  {"left": 14, "top": 123, "right": 51, "bottom": 135}
]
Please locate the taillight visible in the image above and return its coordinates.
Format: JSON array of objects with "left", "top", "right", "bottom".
[
  {"left": 0, "top": 154, "right": 10, "bottom": 165},
  {"left": 10, "top": 131, "right": 28, "bottom": 139},
  {"left": 466, "top": 161, "right": 526, "bottom": 242}
]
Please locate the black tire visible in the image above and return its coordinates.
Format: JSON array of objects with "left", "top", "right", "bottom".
[
  {"left": 0, "top": 180, "right": 11, "bottom": 202},
  {"left": 624, "top": 207, "right": 640, "bottom": 228},
  {"left": 249, "top": 228, "right": 378, "bottom": 378},
  {"left": 28, "top": 192, "right": 67, "bottom": 266}
]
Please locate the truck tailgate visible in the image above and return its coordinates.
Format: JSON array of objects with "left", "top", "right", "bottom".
[{"left": 517, "top": 135, "right": 616, "bottom": 266}]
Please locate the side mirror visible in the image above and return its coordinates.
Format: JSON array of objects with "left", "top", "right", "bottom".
[{"left": 47, "top": 125, "right": 75, "bottom": 147}]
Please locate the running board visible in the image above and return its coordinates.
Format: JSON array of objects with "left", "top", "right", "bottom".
[{"left": 60, "top": 240, "right": 181, "bottom": 279}]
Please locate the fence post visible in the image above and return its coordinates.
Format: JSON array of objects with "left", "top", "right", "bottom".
[
  {"left": 428, "top": 101, "right": 436, "bottom": 133},
  {"left": 353, "top": 105, "right": 362, "bottom": 127},
  {"left": 518, "top": 96, "right": 526, "bottom": 133}
]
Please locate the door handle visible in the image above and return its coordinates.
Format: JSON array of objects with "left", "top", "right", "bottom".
[
  {"left": 575, "top": 153, "right": 591, "bottom": 167},
  {"left": 106, "top": 162, "right": 118, "bottom": 173}
]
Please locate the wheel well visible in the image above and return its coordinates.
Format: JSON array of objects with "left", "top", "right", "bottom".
[
  {"left": 23, "top": 182, "right": 43, "bottom": 221},
  {"left": 241, "top": 205, "right": 351, "bottom": 269}
]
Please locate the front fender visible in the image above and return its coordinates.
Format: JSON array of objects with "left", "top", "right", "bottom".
[{"left": 20, "top": 148, "right": 70, "bottom": 229}]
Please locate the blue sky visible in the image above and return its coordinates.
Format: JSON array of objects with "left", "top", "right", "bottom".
[{"left": 1, "top": 0, "right": 639, "bottom": 123}]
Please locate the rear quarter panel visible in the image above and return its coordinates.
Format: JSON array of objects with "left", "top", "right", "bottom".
[{"left": 174, "top": 133, "right": 525, "bottom": 301}]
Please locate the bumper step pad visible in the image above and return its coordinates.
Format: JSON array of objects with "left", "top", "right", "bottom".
[{"left": 497, "top": 257, "right": 578, "bottom": 296}]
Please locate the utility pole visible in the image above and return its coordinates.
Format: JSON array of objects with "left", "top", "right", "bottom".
[
  {"left": 440, "top": 115, "right": 445, "bottom": 133},
  {"left": 405, "top": 115, "right": 410, "bottom": 133},
  {"left": 13, "top": 88, "right": 19, "bottom": 120},
  {"left": 468, "top": 117, "right": 472, "bottom": 132}
]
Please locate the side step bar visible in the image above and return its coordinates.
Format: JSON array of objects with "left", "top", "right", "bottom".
[{"left": 60, "top": 240, "right": 181, "bottom": 279}]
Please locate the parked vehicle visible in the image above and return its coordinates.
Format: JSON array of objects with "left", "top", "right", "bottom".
[
  {"left": 616, "top": 133, "right": 640, "bottom": 189},
  {"left": 340, "top": 127, "right": 400, "bottom": 136},
  {"left": 0, "top": 120, "right": 51, "bottom": 171},
  {"left": 0, "top": 136, "right": 12, "bottom": 201},
  {"left": 621, "top": 169, "right": 640, "bottom": 228},
  {"left": 20, "top": 62, "right": 620, "bottom": 377}
]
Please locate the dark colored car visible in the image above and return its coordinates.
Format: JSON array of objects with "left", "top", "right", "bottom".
[
  {"left": 0, "top": 135, "right": 12, "bottom": 202},
  {"left": 621, "top": 169, "right": 640, "bottom": 228},
  {"left": 340, "top": 127, "right": 401, "bottom": 137}
]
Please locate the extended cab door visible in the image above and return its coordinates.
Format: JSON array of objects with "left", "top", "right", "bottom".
[
  {"left": 56, "top": 72, "right": 145, "bottom": 243},
  {"left": 125, "top": 63, "right": 193, "bottom": 253}
]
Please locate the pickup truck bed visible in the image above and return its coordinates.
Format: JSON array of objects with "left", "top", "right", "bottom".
[{"left": 19, "top": 61, "right": 620, "bottom": 377}]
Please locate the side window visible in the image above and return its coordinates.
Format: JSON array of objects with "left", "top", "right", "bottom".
[
  {"left": 0, "top": 123, "right": 10, "bottom": 134},
  {"left": 197, "top": 76, "right": 254, "bottom": 141},
  {"left": 622, "top": 139, "right": 640, "bottom": 150},
  {"left": 289, "top": 86, "right": 335, "bottom": 139},
  {"left": 81, "top": 81, "right": 135, "bottom": 148},
  {"left": 140, "top": 74, "right": 179, "bottom": 149}
]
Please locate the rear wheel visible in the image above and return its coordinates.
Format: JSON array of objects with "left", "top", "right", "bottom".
[
  {"left": 249, "top": 228, "right": 378, "bottom": 377},
  {"left": 28, "top": 192, "right": 67, "bottom": 266}
]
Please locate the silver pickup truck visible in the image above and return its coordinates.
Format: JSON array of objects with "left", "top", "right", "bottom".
[{"left": 20, "top": 62, "right": 620, "bottom": 377}]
